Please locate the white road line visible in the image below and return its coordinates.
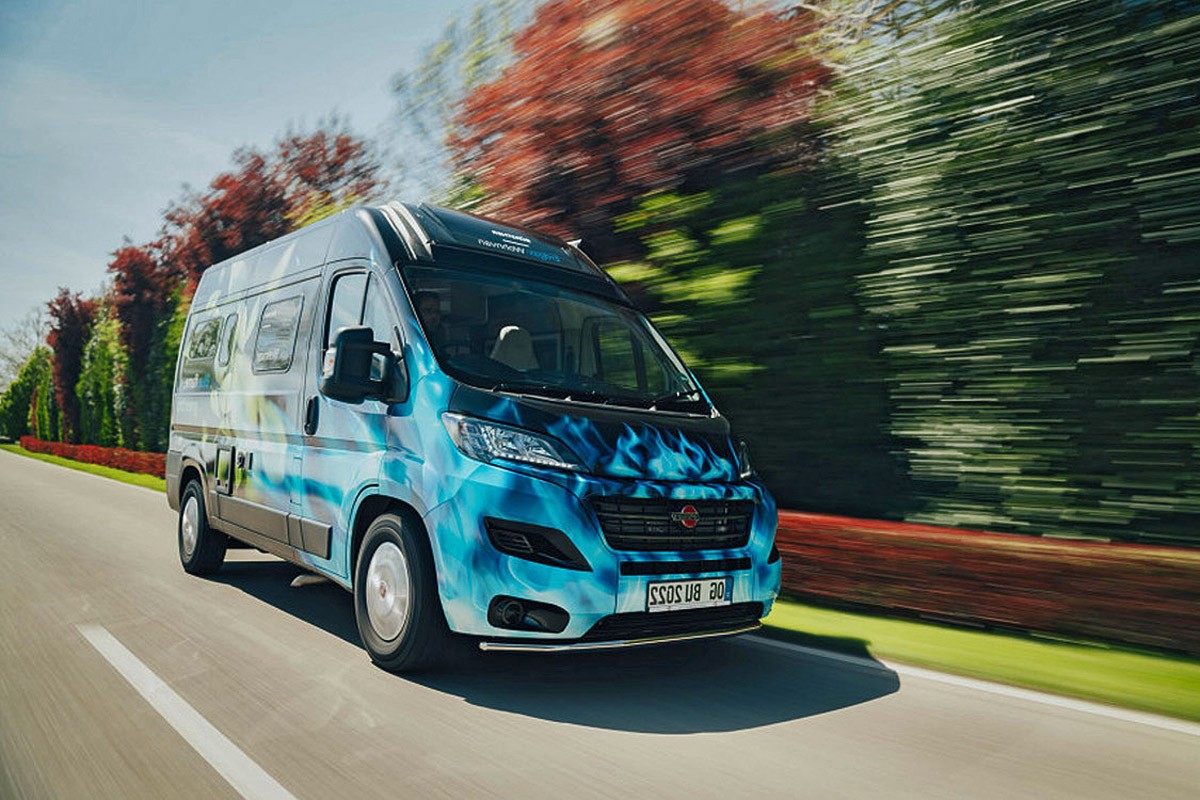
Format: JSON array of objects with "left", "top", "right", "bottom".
[
  {"left": 77, "top": 625, "right": 296, "bottom": 800},
  {"left": 741, "top": 634, "right": 1200, "bottom": 738}
]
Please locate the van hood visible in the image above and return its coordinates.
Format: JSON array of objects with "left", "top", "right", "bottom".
[{"left": 448, "top": 385, "right": 740, "bottom": 483}]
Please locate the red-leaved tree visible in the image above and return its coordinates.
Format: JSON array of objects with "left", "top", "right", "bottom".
[
  {"left": 109, "top": 243, "right": 173, "bottom": 386},
  {"left": 45, "top": 288, "right": 97, "bottom": 443},
  {"left": 108, "top": 243, "right": 175, "bottom": 448},
  {"left": 162, "top": 121, "right": 382, "bottom": 287},
  {"left": 161, "top": 150, "right": 291, "bottom": 288},
  {"left": 451, "top": 0, "right": 830, "bottom": 260},
  {"left": 276, "top": 122, "right": 381, "bottom": 224}
]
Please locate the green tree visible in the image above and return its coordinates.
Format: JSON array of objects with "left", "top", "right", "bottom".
[
  {"left": 0, "top": 347, "right": 50, "bottom": 440},
  {"left": 76, "top": 305, "right": 126, "bottom": 447},
  {"left": 0, "top": 308, "right": 46, "bottom": 393},
  {"left": 29, "top": 348, "right": 58, "bottom": 442}
]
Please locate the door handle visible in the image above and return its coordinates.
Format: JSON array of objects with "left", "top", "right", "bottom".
[{"left": 304, "top": 396, "right": 319, "bottom": 436}]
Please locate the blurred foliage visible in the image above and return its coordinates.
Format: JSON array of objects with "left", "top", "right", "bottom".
[
  {"left": 276, "top": 119, "right": 382, "bottom": 227},
  {"left": 160, "top": 119, "right": 381, "bottom": 287},
  {"left": 460, "top": 0, "right": 1200, "bottom": 545},
  {"left": 76, "top": 305, "right": 126, "bottom": 448},
  {"left": 777, "top": 510, "right": 1200, "bottom": 653},
  {"left": 388, "top": 0, "right": 526, "bottom": 202},
  {"left": 451, "top": 0, "right": 830, "bottom": 261},
  {"left": 838, "top": 0, "right": 1200, "bottom": 542},
  {"left": 613, "top": 168, "right": 911, "bottom": 518}
]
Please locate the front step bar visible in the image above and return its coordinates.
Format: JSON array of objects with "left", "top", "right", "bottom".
[{"left": 477, "top": 622, "right": 761, "bottom": 653}]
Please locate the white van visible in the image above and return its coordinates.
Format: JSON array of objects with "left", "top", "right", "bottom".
[{"left": 168, "top": 202, "right": 781, "bottom": 671}]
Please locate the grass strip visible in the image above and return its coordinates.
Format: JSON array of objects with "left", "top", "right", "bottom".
[
  {"left": 765, "top": 599, "right": 1200, "bottom": 722},
  {"left": 0, "top": 443, "right": 167, "bottom": 492}
]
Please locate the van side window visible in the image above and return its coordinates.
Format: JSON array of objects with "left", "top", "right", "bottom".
[
  {"left": 186, "top": 318, "right": 221, "bottom": 361},
  {"left": 363, "top": 275, "right": 398, "bottom": 381},
  {"left": 363, "top": 274, "right": 396, "bottom": 345},
  {"left": 216, "top": 313, "right": 237, "bottom": 367},
  {"left": 179, "top": 316, "right": 221, "bottom": 391},
  {"left": 325, "top": 272, "right": 368, "bottom": 348},
  {"left": 253, "top": 295, "right": 304, "bottom": 373}
]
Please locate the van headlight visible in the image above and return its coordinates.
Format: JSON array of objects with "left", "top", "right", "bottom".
[{"left": 441, "top": 413, "right": 585, "bottom": 472}]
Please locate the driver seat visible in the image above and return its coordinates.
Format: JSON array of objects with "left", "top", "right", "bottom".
[{"left": 490, "top": 325, "right": 539, "bottom": 371}]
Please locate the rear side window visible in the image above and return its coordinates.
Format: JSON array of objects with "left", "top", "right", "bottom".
[
  {"left": 253, "top": 295, "right": 303, "bottom": 373},
  {"left": 178, "top": 316, "right": 221, "bottom": 391},
  {"left": 186, "top": 318, "right": 221, "bottom": 360}
]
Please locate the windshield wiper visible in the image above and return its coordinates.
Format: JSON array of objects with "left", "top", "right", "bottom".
[
  {"left": 491, "top": 381, "right": 568, "bottom": 397},
  {"left": 490, "top": 382, "right": 618, "bottom": 405},
  {"left": 490, "top": 381, "right": 694, "bottom": 409},
  {"left": 648, "top": 388, "right": 703, "bottom": 410}
]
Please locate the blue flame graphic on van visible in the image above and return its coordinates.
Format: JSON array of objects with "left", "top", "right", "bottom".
[
  {"left": 466, "top": 393, "right": 740, "bottom": 483},
  {"left": 392, "top": 379, "right": 779, "bottom": 638},
  {"left": 603, "top": 423, "right": 733, "bottom": 482}
]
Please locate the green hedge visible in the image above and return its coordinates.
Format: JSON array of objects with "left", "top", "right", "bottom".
[{"left": 835, "top": 0, "right": 1200, "bottom": 543}]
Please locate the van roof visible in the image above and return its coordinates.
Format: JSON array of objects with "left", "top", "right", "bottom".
[
  {"left": 393, "top": 202, "right": 601, "bottom": 277},
  {"left": 190, "top": 202, "right": 623, "bottom": 311}
]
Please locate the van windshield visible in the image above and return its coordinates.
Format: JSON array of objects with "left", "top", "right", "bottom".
[{"left": 403, "top": 265, "right": 705, "bottom": 411}]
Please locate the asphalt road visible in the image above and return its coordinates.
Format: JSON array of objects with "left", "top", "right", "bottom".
[{"left": 1, "top": 449, "right": 1197, "bottom": 800}]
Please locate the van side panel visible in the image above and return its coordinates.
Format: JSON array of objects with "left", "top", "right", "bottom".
[
  {"left": 171, "top": 212, "right": 397, "bottom": 574},
  {"left": 292, "top": 262, "right": 394, "bottom": 583},
  {"left": 216, "top": 277, "right": 321, "bottom": 544}
]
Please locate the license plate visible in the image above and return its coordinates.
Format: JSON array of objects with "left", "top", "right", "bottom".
[{"left": 646, "top": 577, "right": 733, "bottom": 613}]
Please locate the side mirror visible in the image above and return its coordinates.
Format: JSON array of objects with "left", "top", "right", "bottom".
[{"left": 320, "top": 326, "right": 401, "bottom": 404}]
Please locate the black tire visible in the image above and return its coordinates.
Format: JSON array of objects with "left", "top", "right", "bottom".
[
  {"left": 354, "top": 513, "right": 452, "bottom": 672},
  {"left": 178, "top": 479, "right": 227, "bottom": 575}
]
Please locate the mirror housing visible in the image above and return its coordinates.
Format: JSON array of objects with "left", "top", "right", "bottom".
[{"left": 320, "top": 326, "right": 404, "bottom": 404}]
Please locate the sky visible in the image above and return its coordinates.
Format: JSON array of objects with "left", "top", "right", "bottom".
[{"left": 0, "top": 0, "right": 480, "bottom": 329}]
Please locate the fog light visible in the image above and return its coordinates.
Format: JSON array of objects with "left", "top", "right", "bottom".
[{"left": 487, "top": 595, "right": 570, "bottom": 633}]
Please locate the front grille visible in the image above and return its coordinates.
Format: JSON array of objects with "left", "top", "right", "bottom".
[
  {"left": 581, "top": 602, "right": 763, "bottom": 643},
  {"left": 589, "top": 497, "right": 754, "bottom": 552},
  {"left": 619, "top": 557, "right": 751, "bottom": 576}
]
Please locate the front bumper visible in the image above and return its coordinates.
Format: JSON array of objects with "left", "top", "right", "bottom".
[
  {"left": 418, "top": 456, "right": 781, "bottom": 641},
  {"left": 478, "top": 623, "right": 761, "bottom": 652}
]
